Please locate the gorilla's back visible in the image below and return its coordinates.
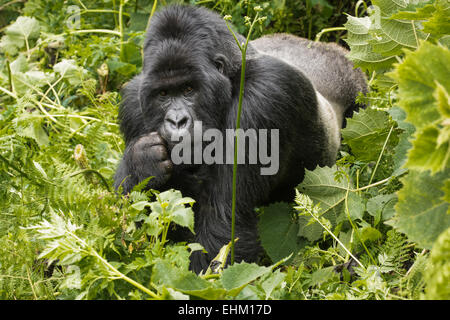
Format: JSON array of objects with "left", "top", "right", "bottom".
[{"left": 251, "top": 34, "right": 367, "bottom": 119}]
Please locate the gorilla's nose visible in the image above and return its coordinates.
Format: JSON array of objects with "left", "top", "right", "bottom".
[{"left": 164, "top": 109, "right": 192, "bottom": 136}]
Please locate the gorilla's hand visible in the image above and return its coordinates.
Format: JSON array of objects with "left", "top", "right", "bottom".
[{"left": 130, "top": 132, "right": 173, "bottom": 186}]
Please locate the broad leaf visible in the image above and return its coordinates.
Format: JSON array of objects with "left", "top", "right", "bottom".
[
  {"left": 342, "top": 108, "right": 398, "bottom": 162},
  {"left": 407, "top": 125, "right": 450, "bottom": 173},
  {"left": 258, "top": 202, "right": 302, "bottom": 262},
  {"left": 389, "top": 42, "right": 450, "bottom": 131},
  {"left": 389, "top": 42, "right": 450, "bottom": 173},
  {"left": 344, "top": 0, "right": 430, "bottom": 72},
  {"left": 297, "top": 165, "right": 349, "bottom": 218},
  {"left": 388, "top": 169, "right": 450, "bottom": 249},
  {"left": 152, "top": 259, "right": 226, "bottom": 299},
  {"left": 221, "top": 261, "right": 272, "bottom": 296},
  {"left": 424, "top": 227, "right": 450, "bottom": 300}
]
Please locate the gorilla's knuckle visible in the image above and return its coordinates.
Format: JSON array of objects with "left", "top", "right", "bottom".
[{"left": 160, "top": 159, "right": 173, "bottom": 173}]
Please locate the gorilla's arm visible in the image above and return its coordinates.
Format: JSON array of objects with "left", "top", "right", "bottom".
[
  {"left": 114, "top": 75, "right": 173, "bottom": 193},
  {"left": 117, "top": 75, "right": 147, "bottom": 145},
  {"left": 190, "top": 54, "right": 330, "bottom": 272}
]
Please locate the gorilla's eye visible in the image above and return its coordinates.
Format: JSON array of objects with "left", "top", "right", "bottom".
[
  {"left": 159, "top": 90, "right": 167, "bottom": 96},
  {"left": 184, "top": 86, "right": 193, "bottom": 95}
]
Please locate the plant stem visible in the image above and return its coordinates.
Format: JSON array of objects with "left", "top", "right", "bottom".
[
  {"left": 228, "top": 13, "right": 259, "bottom": 265},
  {"left": 0, "top": 84, "right": 17, "bottom": 100},
  {"left": 344, "top": 183, "right": 376, "bottom": 267},
  {"left": 119, "top": 0, "right": 125, "bottom": 61},
  {"left": 92, "top": 248, "right": 161, "bottom": 299},
  {"left": 145, "top": 0, "right": 158, "bottom": 32},
  {"left": 24, "top": 36, "right": 31, "bottom": 60},
  {"left": 353, "top": 176, "right": 392, "bottom": 192},
  {"left": 369, "top": 125, "right": 394, "bottom": 185},
  {"left": 69, "top": 29, "right": 121, "bottom": 36},
  {"left": 67, "top": 169, "right": 111, "bottom": 192},
  {"left": 230, "top": 46, "right": 247, "bottom": 265},
  {"left": 0, "top": 153, "right": 42, "bottom": 186},
  {"left": 70, "top": 230, "right": 161, "bottom": 299},
  {"left": 314, "top": 27, "right": 346, "bottom": 42},
  {"left": 302, "top": 193, "right": 364, "bottom": 269},
  {"left": 6, "top": 60, "right": 13, "bottom": 94}
]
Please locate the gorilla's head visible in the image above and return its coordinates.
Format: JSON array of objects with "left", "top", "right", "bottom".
[{"left": 138, "top": 5, "right": 243, "bottom": 148}]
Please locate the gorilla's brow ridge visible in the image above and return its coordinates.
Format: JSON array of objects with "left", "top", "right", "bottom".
[{"left": 150, "top": 71, "right": 197, "bottom": 91}]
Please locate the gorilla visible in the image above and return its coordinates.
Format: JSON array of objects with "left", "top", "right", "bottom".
[{"left": 114, "top": 5, "right": 367, "bottom": 273}]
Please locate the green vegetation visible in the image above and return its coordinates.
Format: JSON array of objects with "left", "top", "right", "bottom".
[{"left": 0, "top": 0, "right": 449, "bottom": 300}]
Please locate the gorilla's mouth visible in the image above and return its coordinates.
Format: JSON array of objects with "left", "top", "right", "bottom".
[{"left": 159, "top": 121, "right": 280, "bottom": 175}]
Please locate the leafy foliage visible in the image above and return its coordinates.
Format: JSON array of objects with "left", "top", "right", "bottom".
[
  {"left": 0, "top": 0, "right": 449, "bottom": 300},
  {"left": 424, "top": 227, "right": 450, "bottom": 300},
  {"left": 389, "top": 42, "right": 450, "bottom": 173}
]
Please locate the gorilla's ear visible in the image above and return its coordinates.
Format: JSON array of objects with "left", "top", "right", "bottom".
[{"left": 213, "top": 54, "right": 229, "bottom": 75}]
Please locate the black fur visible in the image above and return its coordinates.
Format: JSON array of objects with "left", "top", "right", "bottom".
[{"left": 114, "top": 5, "right": 367, "bottom": 273}]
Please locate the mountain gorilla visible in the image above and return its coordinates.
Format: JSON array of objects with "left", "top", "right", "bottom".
[{"left": 114, "top": 5, "right": 367, "bottom": 273}]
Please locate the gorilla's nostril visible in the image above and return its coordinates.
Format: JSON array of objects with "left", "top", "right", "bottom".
[
  {"left": 166, "top": 117, "right": 177, "bottom": 129},
  {"left": 164, "top": 113, "right": 191, "bottom": 132},
  {"left": 178, "top": 117, "right": 189, "bottom": 129}
]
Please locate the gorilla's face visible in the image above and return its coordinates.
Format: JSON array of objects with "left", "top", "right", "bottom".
[{"left": 139, "top": 47, "right": 233, "bottom": 150}]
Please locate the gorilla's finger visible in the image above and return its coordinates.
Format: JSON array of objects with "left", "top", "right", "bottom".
[{"left": 159, "top": 159, "right": 173, "bottom": 174}]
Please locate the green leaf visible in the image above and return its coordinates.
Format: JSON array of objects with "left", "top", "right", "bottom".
[
  {"left": 390, "top": 42, "right": 450, "bottom": 173},
  {"left": 297, "top": 165, "right": 350, "bottom": 223},
  {"left": 152, "top": 259, "right": 226, "bottom": 300},
  {"left": 53, "top": 59, "right": 87, "bottom": 86},
  {"left": 128, "top": 12, "right": 150, "bottom": 32},
  {"left": 388, "top": 107, "right": 415, "bottom": 175},
  {"left": 5, "top": 16, "right": 40, "bottom": 41},
  {"left": 221, "top": 261, "right": 272, "bottom": 296},
  {"left": 379, "top": 17, "right": 427, "bottom": 49},
  {"left": 107, "top": 58, "right": 136, "bottom": 76},
  {"left": 342, "top": 108, "right": 397, "bottom": 162},
  {"left": 346, "top": 192, "right": 365, "bottom": 221},
  {"left": 389, "top": 169, "right": 450, "bottom": 249},
  {"left": 391, "top": 0, "right": 450, "bottom": 38},
  {"left": 169, "top": 206, "right": 195, "bottom": 234},
  {"left": 260, "top": 269, "right": 286, "bottom": 300},
  {"left": 407, "top": 125, "right": 450, "bottom": 173},
  {"left": 0, "top": 33, "right": 23, "bottom": 55},
  {"left": 344, "top": 15, "right": 397, "bottom": 72},
  {"left": 366, "top": 194, "right": 397, "bottom": 223},
  {"left": 425, "top": 227, "right": 450, "bottom": 300},
  {"left": 344, "top": 0, "right": 429, "bottom": 72},
  {"left": 154, "top": 189, "right": 195, "bottom": 232},
  {"left": 436, "top": 83, "right": 450, "bottom": 148},
  {"left": 131, "top": 201, "right": 150, "bottom": 211},
  {"left": 443, "top": 180, "right": 450, "bottom": 214},
  {"left": 0, "top": 16, "right": 40, "bottom": 55},
  {"left": 360, "top": 226, "right": 383, "bottom": 242},
  {"left": 389, "top": 42, "right": 450, "bottom": 131},
  {"left": 309, "top": 266, "right": 338, "bottom": 286},
  {"left": 297, "top": 214, "right": 323, "bottom": 242},
  {"left": 258, "top": 202, "right": 301, "bottom": 262}
]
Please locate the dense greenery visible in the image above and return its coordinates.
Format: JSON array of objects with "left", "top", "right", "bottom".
[{"left": 0, "top": 0, "right": 448, "bottom": 300}]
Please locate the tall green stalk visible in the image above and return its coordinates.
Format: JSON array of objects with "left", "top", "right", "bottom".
[
  {"left": 230, "top": 43, "right": 247, "bottom": 265},
  {"left": 225, "top": 7, "right": 264, "bottom": 265},
  {"left": 119, "top": 0, "right": 125, "bottom": 61}
]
